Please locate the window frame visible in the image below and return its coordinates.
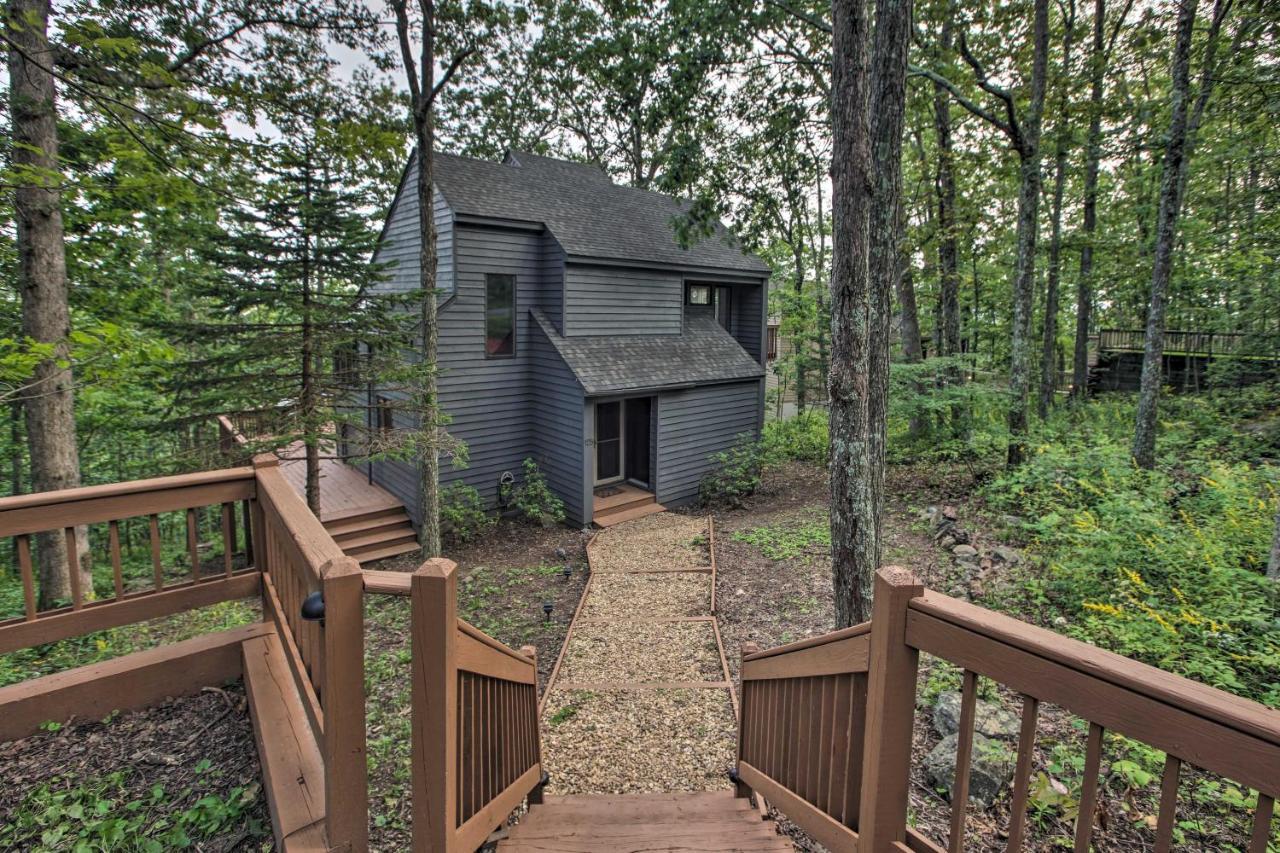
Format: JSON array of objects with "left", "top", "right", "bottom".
[
  {"left": 484, "top": 272, "right": 517, "bottom": 359},
  {"left": 686, "top": 284, "right": 712, "bottom": 306},
  {"left": 376, "top": 395, "right": 394, "bottom": 435},
  {"left": 767, "top": 324, "right": 779, "bottom": 361}
]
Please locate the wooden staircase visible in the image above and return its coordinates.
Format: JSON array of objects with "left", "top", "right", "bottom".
[
  {"left": 593, "top": 484, "right": 666, "bottom": 528},
  {"left": 323, "top": 505, "right": 419, "bottom": 564},
  {"left": 497, "top": 791, "right": 792, "bottom": 852}
]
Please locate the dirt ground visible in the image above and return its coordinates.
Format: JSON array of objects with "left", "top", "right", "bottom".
[{"left": 0, "top": 685, "right": 270, "bottom": 851}]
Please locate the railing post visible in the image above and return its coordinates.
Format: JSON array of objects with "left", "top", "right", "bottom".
[
  {"left": 250, "top": 454, "right": 276, "bottom": 576},
  {"left": 735, "top": 642, "right": 760, "bottom": 799},
  {"left": 412, "top": 558, "right": 459, "bottom": 853},
  {"left": 321, "top": 556, "right": 368, "bottom": 851},
  {"left": 520, "top": 644, "right": 546, "bottom": 806},
  {"left": 857, "top": 567, "right": 923, "bottom": 852}
]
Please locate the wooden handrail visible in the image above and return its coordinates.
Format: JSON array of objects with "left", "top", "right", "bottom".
[{"left": 737, "top": 568, "right": 1280, "bottom": 852}]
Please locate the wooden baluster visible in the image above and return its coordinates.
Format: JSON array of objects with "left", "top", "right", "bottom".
[
  {"left": 411, "top": 558, "right": 459, "bottom": 853},
  {"left": 186, "top": 507, "right": 200, "bottom": 582},
  {"left": 949, "top": 669, "right": 979, "bottom": 853},
  {"left": 65, "top": 527, "right": 83, "bottom": 610},
  {"left": 736, "top": 643, "right": 759, "bottom": 796},
  {"left": 797, "top": 677, "right": 813, "bottom": 802},
  {"left": 520, "top": 644, "right": 539, "bottom": 801},
  {"left": 816, "top": 677, "right": 833, "bottom": 814},
  {"left": 220, "top": 503, "right": 234, "bottom": 576},
  {"left": 843, "top": 673, "right": 868, "bottom": 828},
  {"left": 108, "top": 520, "right": 124, "bottom": 600},
  {"left": 1249, "top": 794, "right": 1274, "bottom": 853},
  {"left": 1153, "top": 754, "right": 1181, "bottom": 852},
  {"left": 471, "top": 674, "right": 481, "bottom": 816},
  {"left": 149, "top": 514, "right": 163, "bottom": 589},
  {"left": 1005, "top": 695, "right": 1040, "bottom": 851},
  {"left": 1073, "top": 722, "right": 1105, "bottom": 853},
  {"left": 805, "top": 677, "right": 821, "bottom": 805},
  {"left": 459, "top": 672, "right": 471, "bottom": 822},
  {"left": 827, "top": 673, "right": 853, "bottom": 825},
  {"left": 17, "top": 535, "right": 36, "bottom": 620}
]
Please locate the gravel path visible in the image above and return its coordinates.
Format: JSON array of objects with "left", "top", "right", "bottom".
[{"left": 541, "top": 513, "right": 738, "bottom": 796}]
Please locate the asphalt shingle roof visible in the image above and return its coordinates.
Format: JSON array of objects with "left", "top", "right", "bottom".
[
  {"left": 532, "top": 309, "right": 764, "bottom": 395},
  {"left": 428, "top": 150, "right": 769, "bottom": 275}
]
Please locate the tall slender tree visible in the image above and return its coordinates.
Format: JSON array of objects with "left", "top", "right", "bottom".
[{"left": 1132, "top": 0, "right": 1229, "bottom": 468}]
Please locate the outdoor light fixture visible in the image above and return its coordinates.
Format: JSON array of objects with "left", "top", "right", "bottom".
[
  {"left": 301, "top": 591, "right": 325, "bottom": 623},
  {"left": 562, "top": 564, "right": 572, "bottom": 581},
  {"left": 542, "top": 601, "right": 554, "bottom": 621},
  {"left": 554, "top": 547, "right": 568, "bottom": 561}
]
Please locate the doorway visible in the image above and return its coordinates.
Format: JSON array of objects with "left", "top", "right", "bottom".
[{"left": 593, "top": 397, "right": 652, "bottom": 488}]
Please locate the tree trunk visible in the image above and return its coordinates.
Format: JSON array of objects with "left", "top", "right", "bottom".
[
  {"left": 894, "top": 199, "right": 926, "bottom": 440},
  {"left": 792, "top": 243, "right": 808, "bottom": 413},
  {"left": 829, "top": 0, "right": 875, "bottom": 628},
  {"left": 1006, "top": 0, "right": 1050, "bottom": 468},
  {"left": 932, "top": 5, "right": 961, "bottom": 361},
  {"left": 1268, "top": 502, "right": 1280, "bottom": 581},
  {"left": 1072, "top": 0, "right": 1106, "bottom": 401},
  {"left": 8, "top": 0, "right": 89, "bottom": 608},
  {"left": 868, "top": 0, "right": 912, "bottom": 541},
  {"left": 301, "top": 153, "right": 321, "bottom": 514},
  {"left": 1039, "top": 5, "right": 1076, "bottom": 420},
  {"left": 1132, "top": 0, "right": 1200, "bottom": 469}
]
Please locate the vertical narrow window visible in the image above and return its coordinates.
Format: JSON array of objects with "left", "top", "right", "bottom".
[
  {"left": 714, "top": 286, "right": 732, "bottom": 330},
  {"left": 485, "top": 273, "right": 516, "bottom": 357},
  {"left": 767, "top": 325, "right": 779, "bottom": 361}
]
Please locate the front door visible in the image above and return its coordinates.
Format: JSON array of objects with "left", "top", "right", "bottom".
[
  {"left": 594, "top": 401, "right": 623, "bottom": 485},
  {"left": 624, "top": 397, "right": 651, "bottom": 487}
]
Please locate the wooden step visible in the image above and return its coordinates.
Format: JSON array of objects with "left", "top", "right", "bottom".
[
  {"left": 593, "top": 501, "right": 667, "bottom": 528},
  {"left": 499, "top": 792, "right": 792, "bottom": 853},
  {"left": 348, "top": 539, "right": 420, "bottom": 565},
  {"left": 324, "top": 508, "right": 411, "bottom": 538},
  {"left": 242, "top": 630, "right": 328, "bottom": 850},
  {"left": 594, "top": 486, "right": 657, "bottom": 513},
  {"left": 333, "top": 527, "right": 418, "bottom": 553}
]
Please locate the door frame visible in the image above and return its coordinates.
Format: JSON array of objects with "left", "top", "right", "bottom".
[{"left": 592, "top": 399, "right": 626, "bottom": 487}]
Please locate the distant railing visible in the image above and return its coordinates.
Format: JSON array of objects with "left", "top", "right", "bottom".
[
  {"left": 1099, "top": 328, "right": 1280, "bottom": 358},
  {"left": 365, "top": 559, "right": 545, "bottom": 853},
  {"left": 736, "top": 568, "right": 1280, "bottom": 852}
]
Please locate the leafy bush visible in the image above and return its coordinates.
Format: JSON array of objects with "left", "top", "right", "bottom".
[
  {"left": 511, "top": 458, "right": 565, "bottom": 526},
  {"left": 439, "top": 481, "right": 494, "bottom": 545},
  {"left": 699, "top": 434, "right": 765, "bottom": 508},
  {"left": 983, "top": 430, "right": 1280, "bottom": 705},
  {"left": 886, "top": 357, "right": 1008, "bottom": 464},
  {"left": 762, "top": 408, "right": 828, "bottom": 466}
]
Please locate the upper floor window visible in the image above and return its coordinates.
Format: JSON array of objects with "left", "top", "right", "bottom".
[
  {"left": 376, "top": 395, "right": 394, "bottom": 434},
  {"left": 767, "top": 324, "right": 779, "bottom": 361},
  {"left": 485, "top": 273, "right": 516, "bottom": 357},
  {"left": 686, "top": 284, "right": 712, "bottom": 305}
]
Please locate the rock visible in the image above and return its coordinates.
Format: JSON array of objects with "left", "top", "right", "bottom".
[
  {"left": 933, "top": 691, "right": 1021, "bottom": 741},
  {"left": 979, "top": 557, "right": 993, "bottom": 571},
  {"left": 942, "top": 505, "right": 959, "bottom": 522},
  {"left": 1053, "top": 616, "right": 1069, "bottom": 628},
  {"left": 938, "top": 534, "right": 957, "bottom": 550},
  {"left": 991, "top": 546, "right": 1021, "bottom": 566},
  {"left": 1000, "top": 514, "right": 1024, "bottom": 528},
  {"left": 952, "top": 544, "right": 978, "bottom": 559},
  {"left": 923, "top": 732, "right": 1015, "bottom": 807}
]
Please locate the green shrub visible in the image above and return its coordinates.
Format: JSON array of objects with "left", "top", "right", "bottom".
[
  {"left": 511, "top": 458, "right": 565, "bottom": 526},
  {"left": 762, "top": 409, "right": 828, "bottom": 466},
  {"left": 699, "top": 434, "right": 765, "bottom": 508},
  {"left": 439, "top": 481, "right": 494, "bottom": 545}
]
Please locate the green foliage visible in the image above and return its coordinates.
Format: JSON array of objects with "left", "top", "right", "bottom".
[
  {"left": 732, "top": 509, "right": 831, "bottom": 560},
  {"left": 761, "top": 409, "right": 829, "bottom": 466},
  {"left": 0, "top": 770, "right": 262, "bottom": 851},
  {"left": 439, "top": 481, "right": 494, "bottom": 545},
  {"left": 698, "top": 434, "right": 765, "bottom": 508},
  {"left": 983, "top": 391, "right": 1280, "bottom": 705},
  {"left": 886, "top": 359, "right": 1009, "bottom": 464},
  {"left": 510, "top": 458, "right": 565, "bottom": 526}
]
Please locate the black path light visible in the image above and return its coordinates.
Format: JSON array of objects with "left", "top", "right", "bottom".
[
  {"left": 562, "top": 564, "right": 572, "bottom": 581},
  {"left": 542, "top": 600, "right": 554, "bottom": 621},
  {"left": 301, "top": 590, "right": 325, "bottom": 624}
]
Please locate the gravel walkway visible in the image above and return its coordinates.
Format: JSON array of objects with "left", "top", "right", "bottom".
[{"left": 541, "top": 513, "right": 738, "bottom": 796}]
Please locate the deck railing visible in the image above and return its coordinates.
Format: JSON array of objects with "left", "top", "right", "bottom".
[
  {"left": 0, "top": 461, "right": 368, "bottom": 852},
  {"left": 1099, "top": 327, "right": 1280, "bottom": 358},
  {"left": 382, "top": 559, "right": 544, "bottom": 853},
  {"left": 736, "top": 567, "right": 1280, "bottom": 853}
]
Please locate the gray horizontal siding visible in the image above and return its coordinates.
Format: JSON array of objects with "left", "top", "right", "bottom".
[
  {"left": 563, "top": 265, "right": 682, "bottom": 336},
  {"left": 655, "top": 380, "right": 763, "bottom": 507},
  {"left": 372, "top": 157, "right": 455, "bottom": 299},
  {"left": 531, "top": 321, "right": 586, "bottom": 525},
  {"left": 733, "top": 284, "right": 764, "bottom": 362}
]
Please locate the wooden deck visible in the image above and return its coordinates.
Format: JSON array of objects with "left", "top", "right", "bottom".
[
  {"left": 277, "top": 443, "right": 418, "bottom": 563},
  {"left": 592, "top": 483, "right": 666, "bottom": 527}
]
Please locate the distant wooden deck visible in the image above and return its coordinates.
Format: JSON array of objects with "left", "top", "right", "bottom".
[{"left": 277, "top": 443, "right": 401, "bottom": 523}]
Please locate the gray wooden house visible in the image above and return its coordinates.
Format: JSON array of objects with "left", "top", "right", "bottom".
[{"left": 361, "top": 150, "right": 769, "bottom": 527}]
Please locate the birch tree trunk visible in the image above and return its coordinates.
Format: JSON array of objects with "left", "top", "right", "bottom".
[
  {"left": 8, "top": 0, "right": 89, "bottom": 607},
  {"left": 1132, "top": 0, "right": 1200, "bottom": 469},
  {"left": 829, "top": 0, "right": 875, "bottom": 628}
]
